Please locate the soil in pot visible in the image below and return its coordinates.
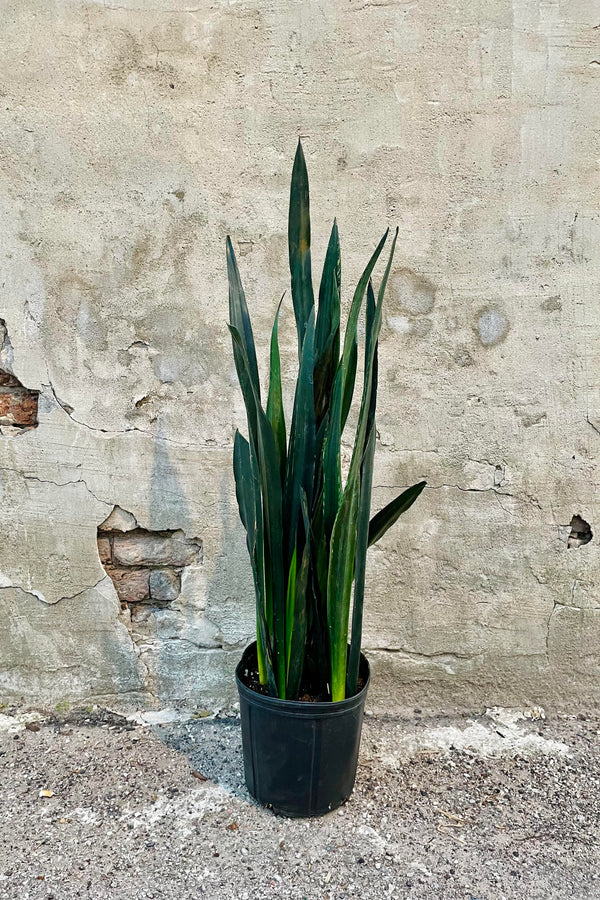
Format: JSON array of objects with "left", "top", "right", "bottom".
[{"left": 237, "top": 642, "right": 366, "bottom": 702}]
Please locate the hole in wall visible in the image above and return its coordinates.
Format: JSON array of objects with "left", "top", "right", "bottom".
[
  {"left": 0, "top": 319, "right": 39, "bottom": 435},
  {"left": 97, "top": 505, "right": 202, "bottom": 614},
  {"left": 567, "top": 514, "right": 593, "bottom": 549}
]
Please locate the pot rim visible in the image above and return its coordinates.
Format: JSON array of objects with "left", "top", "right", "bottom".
[{"left": 235, "top": 641, "right": 370, "bottom": 716}]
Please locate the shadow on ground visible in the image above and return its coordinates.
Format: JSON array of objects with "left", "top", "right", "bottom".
[{"left": 0, "top": 708, "right": 598, "bottom": 899}]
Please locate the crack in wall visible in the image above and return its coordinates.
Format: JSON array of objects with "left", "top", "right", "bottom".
[
  {"left": 44, "top": 381, "right": 226, "bottom": 451},
  {"left": 0, "top": 465, "right": 113, "bottom": 511},
  {"left": 0, "top": 576, "right": 110, "bottom": 606},
  {"left": 585, "top": 415, "right": 600, "bottom": 437},
  {"left": 0, "top": 585, "right": 47, "bottom": 604},
  {"left": 368, "top": 647, "right": 483, "bottom": 661},
  {"left": 58, "top": 577, "right": 109, "bottom": 603}
]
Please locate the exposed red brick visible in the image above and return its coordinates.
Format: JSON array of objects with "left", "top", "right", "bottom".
[
  {"left": 0, "top": 371, "right": 20, "bottom": 387},
  {"left": 0, "top": 386, "right": 39, "bottom": 427},
  {"left": 112, "top": 531, "right": 200, "bottom": 567},
  {"left": 109, "top": 567, "right": 150, "bottom": 605},
  {"left": 97, "top": 535, "right": 112, "bottom": 565}
]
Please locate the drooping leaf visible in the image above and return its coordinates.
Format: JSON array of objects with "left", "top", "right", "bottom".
[
  {"left": 288, "top": 140, "right": 314, "bottom": 353},
  {"left": 368, "top": 481, "right": 427, "bottom": 547}
]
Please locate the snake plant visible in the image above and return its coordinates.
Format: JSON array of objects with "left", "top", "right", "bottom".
[{"left": 228, "top": 141, "right": 426, "bottom": 702}]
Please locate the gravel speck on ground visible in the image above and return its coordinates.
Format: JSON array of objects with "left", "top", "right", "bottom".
[{"left": 0, "top": 707, "right": 599, "bottom": 899}]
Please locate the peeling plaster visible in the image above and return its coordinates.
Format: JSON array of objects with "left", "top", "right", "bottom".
[{"left": 0, "top": 0, "right": 599, "bottom": 713}]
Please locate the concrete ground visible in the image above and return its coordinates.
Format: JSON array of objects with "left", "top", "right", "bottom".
[{"left": 0, "top": 706, "right": 599, "bottom": 900}]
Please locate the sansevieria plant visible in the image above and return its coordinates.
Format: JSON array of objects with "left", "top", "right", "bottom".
[{"left": 228, "top": 141, "right": 426, "bottom": 702}]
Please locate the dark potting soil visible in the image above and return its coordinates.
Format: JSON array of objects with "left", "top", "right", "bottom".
[{"left": 238, "top": 646, "right": 365, "bottom": 703}]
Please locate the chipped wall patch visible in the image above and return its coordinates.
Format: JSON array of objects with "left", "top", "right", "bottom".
[
  {"left": 0, "top": 319, "right": 39, "bottom": 435},
  {"left": 476, "top": 308, "right": 509, "bottom": 346},
  {"left": 97, "top": 506, "right": 202, "bottom": 615}
]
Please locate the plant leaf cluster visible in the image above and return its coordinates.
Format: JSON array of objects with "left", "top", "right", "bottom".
[{"left": 229, "top": 141, "right": 426, "bottom": 701}]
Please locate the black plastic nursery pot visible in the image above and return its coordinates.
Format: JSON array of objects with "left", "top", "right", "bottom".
[{"left": 236, "top": 642, "right": 370, "bottom": 818}]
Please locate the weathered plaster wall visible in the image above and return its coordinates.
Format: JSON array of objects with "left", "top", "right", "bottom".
[{"left": 0, "top": 0, "right": 598, "bottom": 713}]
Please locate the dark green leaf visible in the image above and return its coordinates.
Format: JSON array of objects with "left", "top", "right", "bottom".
[
  {"left": 316, "top": 219, "right": 341, "bottom": 351},
  {"left": 286, "top": 491, "right": 311, "bottom": 699},
  {"left": 229, "top": 324, "right": 286, "bottom": 696},
  {"left": 227, "top": 238, "right": 261, "bottom": 437},
  {"left": 346, "top": 230, "right": 398, "bottom": 490},
  {"left": 314, "top": 221, "right": 341, "bottom": 426},
  {"left": 322, "top": 368, "right": 343, "bottom": 538},
  {"left": 368, "top": 481, "right": 427, "bottom": 547},
  {"left": 266, "top": 297, "right": 286, "bottom": 485},
  {"left": 284, "top": 308, "right": 316, "bottom": 563},
  {"left": 285, "top": 546, "right": 297, "bottom": 673},
  {"left": 327, "top": 470, "right": 359, "bottom": 702},
  {"left": 340, "top": 338, "right": 357, "bottom": 431},
  {"left": 340, "top": 229, "right": 388, "bottom": 418},
  {"left": 347, "top": 425, "right": 376, "bottom": 696},
  {"left": 233, "top": 430, "right": 273, "bottom": 688},
  {"left": 346, "top": 279, "right": 379, "bottom": 695},
  {"left": 364, "top": 280, "right": 378, "bottom": 442},
  {"left": 288, "top": 140, "right": 314, "bottom": 353}
]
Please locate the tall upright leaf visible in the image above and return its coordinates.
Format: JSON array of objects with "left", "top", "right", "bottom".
[
  {"left": 314, "top": 220, "right": 341, "bottom": 427},
  {"left": 346, "top": 230, "right": 398, "bottom": 491},
  {"left": 284, "top": 308, "right": 316, "bottom": 564},
  {"left": 233, "top": 430, "right": 272, "bottom": 687},
  {"left": 327, "top": 470, "right": 359, "bottom": 701},
  {"left": 227, "top": 237, "right": 261, "bottom": 439},
  {"left": 340, "top": 339, "right": 357, "bottom": 432},
  {"left": 285, "top": 547, "right": 297, "bottom": 676},
  {"left": 286, "top": 490, "right": 311, "bottom": 699},
  {"left": 266, "top": 297, "right": 286, "bottom": 485},
  {"left": 339, "top": 229, "right": 388, "bottom": 425},
  {"left": 229, "top": 325, "right": 286, "bottom": 697},
  {"left": 322, "top": 367, "right": 343, "bottom": 539},
  {"left": 329, "top": 235, "right": 398, "bottom": 701},
  {"left": 347, "top": 426, "right": 376, "bottom": 696},
  {"left": 289, "top": 140, "right": 315, "bottom": 353},
  {"left": 347, "top": 284, "right": 378, "bottom": 695}
]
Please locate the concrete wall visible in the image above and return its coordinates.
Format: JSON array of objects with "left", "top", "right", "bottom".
[{"left": 0, "top": 0, "right": 598, "bottom": 714}]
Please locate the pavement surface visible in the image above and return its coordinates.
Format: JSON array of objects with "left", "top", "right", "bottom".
[{"left": 0, "top": 705, "right": 599, "bottom": 899}]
